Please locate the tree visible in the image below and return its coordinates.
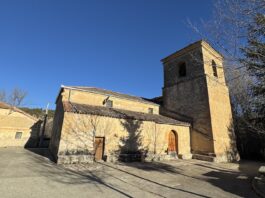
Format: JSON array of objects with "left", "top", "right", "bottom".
[
  {"left": 0, "top": 88, "right": 27, "bottom": 107},
  {"left": 188, "top": 0, "right": 265, "bottom": 160},
  {"left": 242, "top": 13, "right": 265, "bottom": 133}
]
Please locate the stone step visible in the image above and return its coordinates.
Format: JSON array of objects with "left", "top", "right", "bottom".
[{"left": 192, "top": 154, "right": 215, "bottom": 162}]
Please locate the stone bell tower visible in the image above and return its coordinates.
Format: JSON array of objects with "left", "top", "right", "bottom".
[{"left": 161, "top": 40, "right": 237, "bottom": 162}]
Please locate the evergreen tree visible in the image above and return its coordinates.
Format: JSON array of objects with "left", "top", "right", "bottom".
[{"left": 242, "top": 13, "right": 265, "bottom": 133}]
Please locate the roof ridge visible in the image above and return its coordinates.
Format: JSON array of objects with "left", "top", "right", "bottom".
[
  {"left": 0, "top": 101, "right": 39, "bottom": 121},
  {"left": 61, "top": 85, "right": 159, "bottom": 106},
  {"left": 161, "top": 39, "right": 223, "bottom": 63}
]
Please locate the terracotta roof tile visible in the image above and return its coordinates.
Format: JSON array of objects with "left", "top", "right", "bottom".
[{"left": 63, "top": 101, "right": 190, "bottom": 126}]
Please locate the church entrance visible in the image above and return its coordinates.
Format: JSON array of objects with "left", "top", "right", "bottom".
[
  {"left": 168, "top": 130, "right": 178, "bottom": 156},
  {"left": 94, "top": 137, "right": 105, "bottom": 161}
]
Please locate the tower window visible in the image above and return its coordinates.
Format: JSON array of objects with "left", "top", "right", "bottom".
[
  {"left": 212, "top": 60, "right": 218, "bottom": 77},
  {"left": 178, "top": 62, "right": 186, "bottom": 77}
]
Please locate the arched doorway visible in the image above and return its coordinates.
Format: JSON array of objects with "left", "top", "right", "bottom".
[{"left": 168, "top": 130, "right": 178, "bottom": 155}]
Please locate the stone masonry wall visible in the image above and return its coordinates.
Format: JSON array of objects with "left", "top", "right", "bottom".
[
  {"left": 55, "top": 112, "right": 191, "bottom": 164},
  {"left": 0, "top": 108, "right": 39, "bottom": 147}
]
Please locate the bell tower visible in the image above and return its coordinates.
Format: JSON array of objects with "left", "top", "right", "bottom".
[{"left": 162, "top": 40, "right": 237, "bottom": 162}]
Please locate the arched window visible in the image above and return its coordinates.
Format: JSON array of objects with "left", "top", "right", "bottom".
[
  {"left": 212, "top": 60, "right": 218, "bottom": 77},
  {"left": 178, "top": 62, "right": 186, "bottom": 77}
]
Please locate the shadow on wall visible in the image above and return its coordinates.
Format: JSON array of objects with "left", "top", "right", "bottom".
[
  {"left": 24, "top": 120, "right": 42, "bottom": 148},
  {"left": 114, "top": 119, "right": 146, "bottom": 162},
  {"left": 224, "top": 119, "right": 240, "bottom": 162}
]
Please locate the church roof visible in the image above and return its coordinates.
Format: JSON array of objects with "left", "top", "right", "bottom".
[
  {"left": 62, "top": 101, "right": 190, "bottom": 126},
  {"left": 59, "top": 85, "right": 159, "bottom": 106}
]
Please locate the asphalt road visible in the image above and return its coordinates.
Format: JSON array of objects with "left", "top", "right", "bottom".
[{"left": 0, "top": 147, "right": 262, "bottom": 198}]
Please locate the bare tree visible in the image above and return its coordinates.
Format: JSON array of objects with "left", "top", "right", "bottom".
[
  {"left": 9, "top": 88, "right": 27, "bottom": 107},
  {"left": 187, "top": 0, "right": 265, "bottom": 159},
  {"left": 62, "top": 110, "right": 115, "bottom": 163},
  {"left": 0, "top": 88, "right": 27, "bottom": 107},
  {"left": 186, "top": 0, "right": 264, "bottom": 126},
  {"left": 0, "top": 90, "right": 6, "bottom": 102},
  {"left": 0, "top": 88, "right": 27, "bottom": 118}
]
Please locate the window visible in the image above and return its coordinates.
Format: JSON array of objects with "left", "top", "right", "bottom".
[
  {"left": 148, "top": 108, "right": 153, "bottom": 114},
  {"left": 106, "top": 100, "right": 113, "bottom": 108},
  {"left": 178, "top": 62, "right": 186, "bottom": 77},
  {"left": 212, "top": 60, "right": 218, "bottom": 77},
  {"left": 15, "top": 132, "right": 22, "bottom": 139}
]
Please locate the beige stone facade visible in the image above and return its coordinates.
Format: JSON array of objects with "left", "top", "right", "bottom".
[
  {"left": 59, "top": 87, "right": 160, "bottom": 114},
  {"left": 50, "top": 40, "right": 237, "bottom": 164},
  {"left": 50, "top": 86, "right": 191, "bottom": 163},
  {"left": 0, "top": 102, "right": 41, "bottom": 148},
  {"left": 162, "top": 40, "right": 237, "bottom": 162}
]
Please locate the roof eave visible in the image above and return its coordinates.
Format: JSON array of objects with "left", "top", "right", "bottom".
[{"left": 61, "top": 85, "right": 160, "bottom": 107}]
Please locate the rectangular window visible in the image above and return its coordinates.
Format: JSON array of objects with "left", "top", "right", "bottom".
[
  {"left": 15, "top": 132, "right": 22, "bottom": 139},
  {"left": 106, "top": 100, "right": 113, "bottom": 108},
  {"left": 148, "top": 108, "right": 154, "bottom": 114}
]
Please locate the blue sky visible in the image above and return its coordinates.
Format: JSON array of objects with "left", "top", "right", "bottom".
[{"left": 0, "top": 0, "right": 213, "bottom": 109}]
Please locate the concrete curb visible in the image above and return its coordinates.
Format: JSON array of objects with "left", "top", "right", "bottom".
[{"left": 252, "top": 177, "right": 265, "bottom": 198}]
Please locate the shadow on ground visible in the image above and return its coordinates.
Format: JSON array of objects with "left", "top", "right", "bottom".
[
  {"left": 26, "top": 149, "right": 210, "bottom": 197},
  {"left": 26, "top": 148, "right": 263, "bottom": 198},
  {"left": 97, "top": 160, "right": 263, "bottom": 198},
  {"left": 25, "top": 147, "right": 55, "bottom": 162}
]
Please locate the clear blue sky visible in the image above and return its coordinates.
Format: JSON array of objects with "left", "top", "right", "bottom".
[{"left": 0, "top": 0, "right": 213, "bottom": 109}]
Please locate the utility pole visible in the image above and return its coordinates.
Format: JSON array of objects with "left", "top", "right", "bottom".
[{"left": 39, "top": 103, "right": 49, "bottom": 148}]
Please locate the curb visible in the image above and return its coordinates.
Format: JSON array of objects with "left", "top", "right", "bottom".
[{"left": 252, "top": 177, "right": 265, "bottom": 198}]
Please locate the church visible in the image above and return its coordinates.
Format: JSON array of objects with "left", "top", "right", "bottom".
[{"left": 49, "top": 40, "right": 237, "bottom": 164}]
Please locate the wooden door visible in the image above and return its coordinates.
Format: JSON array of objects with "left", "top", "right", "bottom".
[
  {"left": 168, "top": 131, "right": 178, "bottom": 153},
  {"left": 94, "top": 137, "right": 104, "bottom": 161}
]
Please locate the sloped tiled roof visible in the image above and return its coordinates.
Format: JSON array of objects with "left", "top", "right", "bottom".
[
  {"left": 61, "top": 85, "right": 159, "bottom": 106},
  {"left": 0, "top": 101, "right": 39, "bottom": 121},
  {"left": 63, "top": 101, "right": 190, "bottom": 126}
]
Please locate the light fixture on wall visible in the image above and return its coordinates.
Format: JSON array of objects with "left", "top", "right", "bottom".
[{"left": 102, "top": 96, "right": 110, "bottom": 105}]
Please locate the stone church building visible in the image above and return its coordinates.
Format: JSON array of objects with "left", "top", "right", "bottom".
[{"left": 49, "top": 40, "right": 237, "bottom": 164}]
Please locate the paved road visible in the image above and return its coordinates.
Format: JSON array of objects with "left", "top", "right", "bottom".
[{"left": 0, "top": 148, "right": 263, "bottom": 198}]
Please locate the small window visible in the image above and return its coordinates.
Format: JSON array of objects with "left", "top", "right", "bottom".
[
  {"left": 15, "top": 132, "right": 22, "bottom": 139},
  {"left": 148, "top": 108, "right": 153, "bottom": 114},
  {"left": 178, "top": 62, "right": 186, "bottom": 77},
  {"left": 212, "top": 60, "right": 218, "bottom": 77},
  {"left": 106, "top": 100, "right": 113, "bottom": 108}
]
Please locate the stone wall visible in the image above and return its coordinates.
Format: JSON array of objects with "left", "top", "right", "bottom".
[
  {"left": 162, "top": 44, "right": 214, "bottom": 154},
  {"left": 54, "top": 112, "right": 191, "bottom": 164},
  {"left": 162, "top": 41, "right": 237, "bottom": 161},
  {"left": 0, "top": 108, "right": 40, "bottom": 147},
  {"left": 49, "top": 96, "right": 65, "bottom": 161},
  {"left": 202, "top": 46, "right": 238, "bottom": 161},
  {"left": 61, "top": 88, "right": 159, "bottom": 115}
]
